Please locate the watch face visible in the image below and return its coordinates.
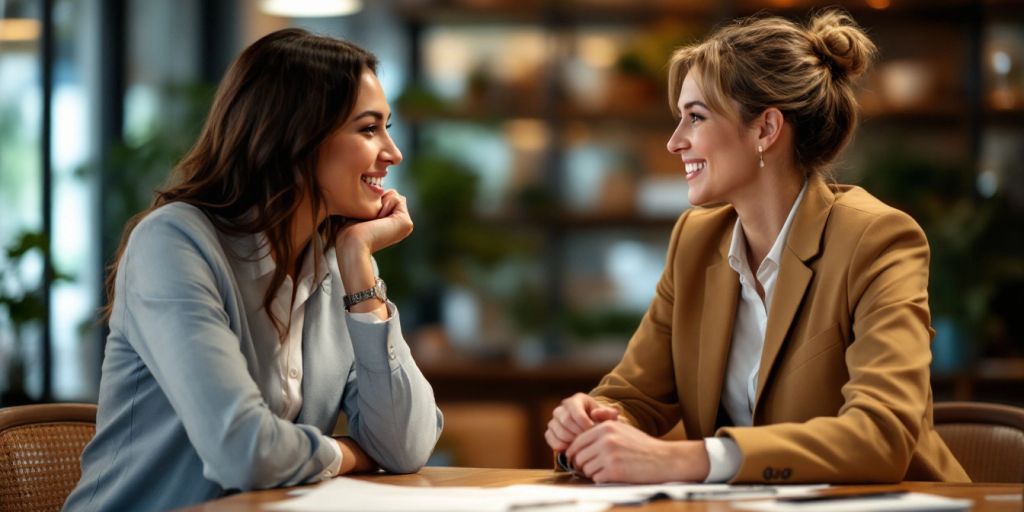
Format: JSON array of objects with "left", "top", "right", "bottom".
[{"left": 377, "top": 278, "right": 387, "bottom": 301}]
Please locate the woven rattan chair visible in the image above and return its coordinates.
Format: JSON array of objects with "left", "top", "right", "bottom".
[
  {"left": 0, "top": 403, "right": 97, "bottom": 512},
  {"left": 934, "top": 401, "right": 1024, "bottom": 483}
]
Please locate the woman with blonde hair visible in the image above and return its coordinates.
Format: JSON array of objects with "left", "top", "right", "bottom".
[
  {"left": 64, "top": 29, "right": 442, "bottom": 511},
  {"left": 546, "top": 10, "right": 969, "bottom": 484}
]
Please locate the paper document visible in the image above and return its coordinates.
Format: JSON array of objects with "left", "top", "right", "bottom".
[
  {"left": 264, "top": 477, "right": 826, "bottom": 512},
  {"left": 732, "top": 492, "right": 972, "bottom": 512},
  {"left": 501, "top": 483, "right": 826, "bottom": 503},
  {"left": 264, "top": 478, "right": 602, "bottom": 512}
]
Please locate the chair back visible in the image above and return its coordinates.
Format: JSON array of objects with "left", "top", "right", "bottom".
[
  {"left": 933, "top": 401, "right": 1024, "bottom": 483},
  {"left": 0, "top": 403, "right": 97, "bottom": 512}
]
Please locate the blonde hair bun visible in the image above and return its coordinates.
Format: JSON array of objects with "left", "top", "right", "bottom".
[
  {"left": 666, "top": 9, "right": 877, "bottom": 175},
  {"left": 808, "top": 10, "right": 876, "bottom": 80}
]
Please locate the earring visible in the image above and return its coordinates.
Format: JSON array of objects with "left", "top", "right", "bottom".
[{"left": 757, "top": 145, "right": 765, "bottom": 168}]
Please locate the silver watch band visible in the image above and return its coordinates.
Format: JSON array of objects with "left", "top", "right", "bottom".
[{"left": 343, "top": 277, "right": 384, "bottom": 310}]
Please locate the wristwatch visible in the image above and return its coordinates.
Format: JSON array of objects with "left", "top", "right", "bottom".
[{"left": 343, "top": 277, "right": 387, "bottom": 310}]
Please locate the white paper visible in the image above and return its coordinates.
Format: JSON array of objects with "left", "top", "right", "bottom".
[
  {"left": 264, "top": 478, "right": 509, "bottom": 512},
  {"left": 264, "top": 477, "right": 826, "bottom": 512},
  {"left": 500, "top": 483, "right": 826, "bottom": 503},
  {"left": 731, "top": 492, "right": 972, "bottom": 512}
]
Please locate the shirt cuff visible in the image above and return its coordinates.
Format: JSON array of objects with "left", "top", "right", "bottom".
[
  {"left": 319, "top": 435, "right": 344, "bottom": 481},
  {"left": 703, "top": 437, "right": 741, "bottom": 483},
  {"left": 347, "top": 301, "right": 393, "bottom": 325}
]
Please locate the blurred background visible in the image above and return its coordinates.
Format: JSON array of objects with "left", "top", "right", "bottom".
[{"left": 1, "top": 0, "right": 1022, "bottom": 468}]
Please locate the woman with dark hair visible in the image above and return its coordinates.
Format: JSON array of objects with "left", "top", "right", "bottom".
[
  {"left": 545, "top": 11, "right": 968, "bottom": 484},
  {"left": 64, "top": 29, "right": 442, "bottom": 511}
]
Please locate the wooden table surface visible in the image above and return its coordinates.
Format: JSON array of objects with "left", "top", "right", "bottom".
[{"left": 179, "top": 466, "right": 1024, "bottom": 511}]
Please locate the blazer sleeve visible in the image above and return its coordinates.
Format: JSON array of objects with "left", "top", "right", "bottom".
[
  {"left": 119, "top": 216, "right": 338, "bottom": 491},
  {"left": 718, "top": 210, "right": 935, "bottom": 483},
  {"left": 588, "top": 210, "right": 690, "bottom": 437},
  {"left": 341, "top": 305, "right": 444, "bottom": 474}
]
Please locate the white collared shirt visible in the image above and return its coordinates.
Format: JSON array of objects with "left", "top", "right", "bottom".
[
  {"left": 260, "top": 235, "right": 390, "bottom": 481},
  {"left": 704, "top": 181, "right": 807, "bottom": 482}
]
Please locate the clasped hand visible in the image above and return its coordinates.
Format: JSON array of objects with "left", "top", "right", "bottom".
[{"left": 545, "top": 393, "right": 710, "bottom": 483}]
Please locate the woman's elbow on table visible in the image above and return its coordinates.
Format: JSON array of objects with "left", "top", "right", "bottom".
[
  {"left": 371, "top": 409, "right": 443, "bottom": 474},
  {"left": 378, "top": 452, "right": 429, "bottom": 475}
]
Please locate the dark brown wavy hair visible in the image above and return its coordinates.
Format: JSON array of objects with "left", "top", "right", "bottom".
[{"left": 102, "top": 28, "right": 378, "bottom": 335}]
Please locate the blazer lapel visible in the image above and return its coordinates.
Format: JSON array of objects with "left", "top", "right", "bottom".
[
  {"left": 753, "top": 178, "right": 835, "bottom": 418},
  {"left": 698, "top": 227, "right": 740, "bottom": 436}
]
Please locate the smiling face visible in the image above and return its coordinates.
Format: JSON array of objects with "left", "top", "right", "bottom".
[
  {"left": 666, "top": 68, "right": 761, "bottom": 207},
  {"left": 315, "top": 69, "right": 403, "bottom": 220}
]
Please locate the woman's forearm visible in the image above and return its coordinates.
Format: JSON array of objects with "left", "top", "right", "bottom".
[{"left": 336, "top": 437, "right": 379, "bottom": 474}]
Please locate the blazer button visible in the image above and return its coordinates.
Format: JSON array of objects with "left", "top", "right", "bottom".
[
  {"left": 763, "top": 467, "right": 773, "bottom": 480},
  {"left": 781, "top": 468, "right": 792, "bottom": 480}
]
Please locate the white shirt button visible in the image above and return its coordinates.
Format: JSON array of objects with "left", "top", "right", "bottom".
[{"left": 289, "top": 367, "right": 299, "bottom": 379}]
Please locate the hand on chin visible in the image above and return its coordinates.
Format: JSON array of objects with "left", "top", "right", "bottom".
[{"left": 336, "top": 190, "right": 413, "bottom": 255}]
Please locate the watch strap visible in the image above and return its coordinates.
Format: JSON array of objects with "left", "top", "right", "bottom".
[{"left": 343, "top": 278, "right": 384, "bottom": 310}]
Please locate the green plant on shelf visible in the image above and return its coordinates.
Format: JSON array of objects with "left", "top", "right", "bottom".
[
  {"left": 0, "top": 231, "right": 73, "bottom": 405},
  {"left": 394, "top": 83, "right": 451, "bottom": 117},
  {"left": 565, "top": 308, "right": 644, "bottom": 344},
  {"left": 859, "top": 141, "right": 1024, "bottom": 365},
  {"left": 374, "top": 153, "right": 533, "bottom": 307},
  {"left": 614, "top": 20, "right": 704, "bottom": 83}
]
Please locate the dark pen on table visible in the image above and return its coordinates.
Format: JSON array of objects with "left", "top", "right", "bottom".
[
  {"left": 683, "top": 487, "right": 779, "bottom": 500},
  {"left": 775, "top": 491, "right": 908, "bottom": 503}
]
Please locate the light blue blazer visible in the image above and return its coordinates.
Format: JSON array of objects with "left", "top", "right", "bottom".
[{"left": 64, "top": 202, "right": 443, "bottom": 512}]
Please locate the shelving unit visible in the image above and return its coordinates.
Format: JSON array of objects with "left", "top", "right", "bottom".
[{"left": 395, "top": 1, "right": 707, "bottom": 359}]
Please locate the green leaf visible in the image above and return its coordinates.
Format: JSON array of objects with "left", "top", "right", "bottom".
[{"left": 6, "top": 231, "right": 47, "bottom": 259}]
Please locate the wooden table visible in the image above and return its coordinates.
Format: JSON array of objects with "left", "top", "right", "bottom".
[{"left": 180, "top": 467, "right": 1024, "bottom": 511}]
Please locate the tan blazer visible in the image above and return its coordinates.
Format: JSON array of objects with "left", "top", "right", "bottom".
[{"left": 591, "top": 177, "right": 969, "bottom": 484}]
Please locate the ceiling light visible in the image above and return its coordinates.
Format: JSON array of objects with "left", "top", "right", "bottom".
[{"left": 260, "top": 0, "right": 362, "bottom": 18}]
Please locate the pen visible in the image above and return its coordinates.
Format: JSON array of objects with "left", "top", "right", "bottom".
[
  {"left": 776, "top": 491, "right": 907, "bottom": 503},
  {"left": 507, "top": 499, "right": 578, "bottom": 510},
  {"left": 684, "top": 488, "right": 779, "bottom": 500}
]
